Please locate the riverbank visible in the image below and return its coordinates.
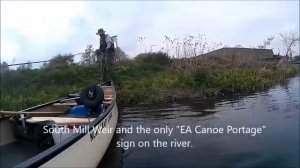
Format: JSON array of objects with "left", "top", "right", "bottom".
[
  {"left": 0, "top": 52, "right": 298, "bottom": 110},
  {"left": 116, "top": 53, "right": 298, "bottom": 105}
]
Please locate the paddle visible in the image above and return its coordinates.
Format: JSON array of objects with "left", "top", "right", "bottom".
[{"left": 100, "top": 53, "right": 107, "bottom": 82}]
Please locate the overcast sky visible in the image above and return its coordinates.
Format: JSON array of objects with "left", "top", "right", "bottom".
[{"left": 1, "top": 1, "right": 299, "bottom": 65}]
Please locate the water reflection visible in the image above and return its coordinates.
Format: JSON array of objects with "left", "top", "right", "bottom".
[{"left": 100, "top": 76, "right": 299, "bottom": 168}]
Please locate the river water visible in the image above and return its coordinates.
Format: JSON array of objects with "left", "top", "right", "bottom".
[{"left": 100, "top": 76, "right": 299, "bottom": 168}]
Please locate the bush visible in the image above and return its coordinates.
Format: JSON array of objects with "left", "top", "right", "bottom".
[{"left": 135, "top": 52, "right": 170, "bottom": 65}]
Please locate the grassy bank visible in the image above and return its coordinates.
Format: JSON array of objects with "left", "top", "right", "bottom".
[
  {"left": 116, "top": 55, "right": 298, "bottom": 104},
  {"left": 1, "top": 65, "right": 99, "bottom": 110},
  {"left": 1, "top": 53, "right": 298, "bottom": 110}
]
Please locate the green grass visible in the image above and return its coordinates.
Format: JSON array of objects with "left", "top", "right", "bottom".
[
  {"left": 116, "top": 65, "right": 297, "bottom": 104},
  {"left": 1, "top": 64, "right": 100, "bottom": 110},
  {"left": 1, "top": 52, "right": 298, "bottom": 110}
]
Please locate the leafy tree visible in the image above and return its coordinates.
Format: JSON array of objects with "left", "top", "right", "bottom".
[
  {"left": 26, "top": 61, "right": 32, "bottom": 70},
  {"left": 0, "top": 61, "right": 9, "bottom": 73},
  {"left": 81, "top": 45, "right": 96, "bottom": 65},
  {"left": 46, "top": 53, "right": 74, "bottom": 69},
  {"left": 114, "top": 47, "right": 128, "bottom": 62},
  {"left": 17, "top": 64, "right": 27, "bottom": 70}
]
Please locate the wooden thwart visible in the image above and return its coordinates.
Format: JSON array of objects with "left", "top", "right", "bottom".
[
  {"left": 53, "top": 103, "right": 77, "bottom": 106},
  {"left": 104, "top": 97, "right": 113, "bottom": 100},
  {"left": 101, "top": 86, "right": 112, "bottom": 88},
  {"left": 0, "top": 111, "right": 65, "bottom": 115},
  {"left": 26, "top": 117, "right": 96, "bottom": 124}
]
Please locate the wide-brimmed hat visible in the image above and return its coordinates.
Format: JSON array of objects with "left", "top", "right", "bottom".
[{"left": 96, "top": 28, "right": 105, "bottom": 35}]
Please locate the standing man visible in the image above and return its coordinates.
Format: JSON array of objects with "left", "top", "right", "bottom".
[{"left": 95, "top": 28, "right": 115, "bottom": 81}]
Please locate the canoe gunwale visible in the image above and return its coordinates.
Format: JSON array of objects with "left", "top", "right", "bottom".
[{"left": 15, "top": 81, "right": 117, "bottom": 168}]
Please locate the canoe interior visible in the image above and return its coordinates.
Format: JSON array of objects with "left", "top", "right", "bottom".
[
  {"left": 0, "top": 140, "right": 45, "bottom": 168},
  {"left": 0, "top": 83, "right": 115, "bottom": 167}
]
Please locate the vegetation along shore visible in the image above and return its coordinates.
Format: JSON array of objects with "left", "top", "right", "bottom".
[{"left": 1, "top": 50, "right": 298, "bottom": 111}]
